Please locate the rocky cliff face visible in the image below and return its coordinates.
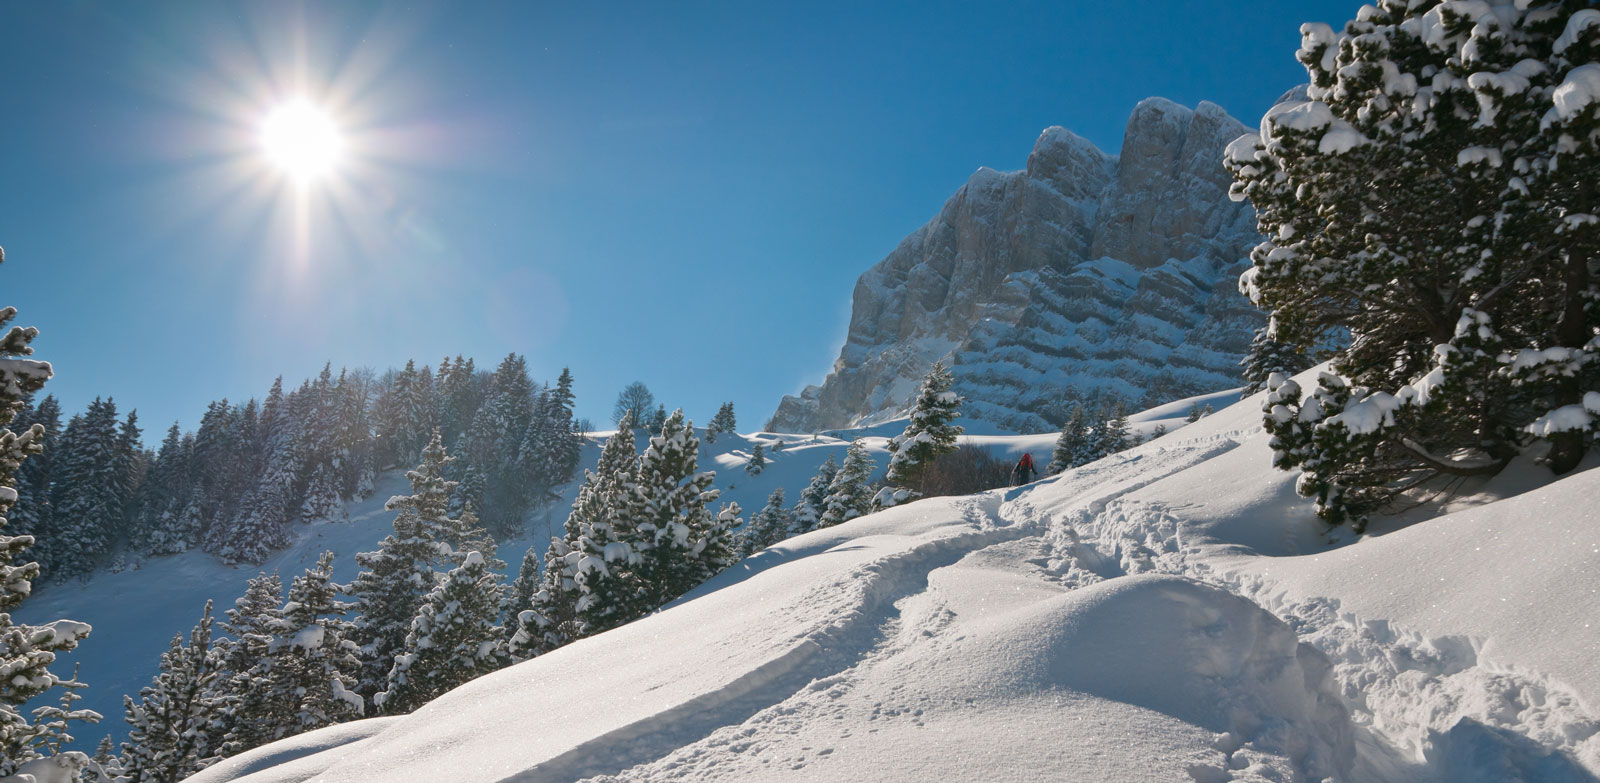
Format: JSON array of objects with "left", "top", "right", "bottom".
[{"left": 769, "top": 98, "right": 1262, "bottom": 434}]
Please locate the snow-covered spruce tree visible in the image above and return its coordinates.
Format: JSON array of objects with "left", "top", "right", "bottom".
[
  {"left": 626, "top": 410, "right": 736, "bottom": 616},
  {"left": 745, "top": 442, "right": 766, "bottom": 475},
  {"left": 47, "top": 397, "right": 125, "bottom": 580},
  {"left": 375, "top": 551, "right": 506, "bottom": 714},
  {"left": 92, "top": 735, "right": 125, "bottom": 782},
  {"left": 0, "top": 264, "right": 96, "bottom": 774},
  {"left": 7, "top": 395, "right": 59, "bottom": 559},
  {"left": 1226, "top": 2, "right": 1600, "bottom": 525},
  {"left": 457, "top": 354, "right": 537, "bottom": 536},
  {"left": 790, "top": 455, "right": 837, "bottom": 534},
  {"left": 349, "top": 430, "right": 457, "bottom": 698},
  {"left": 511, "top": 413, "right": 639, "bottom": 658},
  {"left": 705, "top": 402, "right": 737, "bottom": 443},
  {"left": 261, "top": 552, "right": 362, "bottom": 738},
  {"left": 884, "top": 361, "right": 963, "bottom": 497},
  {"left": 647, "top": 404, "right": 668, "bottom": 436},
  {"left": 300, "top": 462, "right": 347, "bottom": 524},
  {"left": 1047, "top": 405, "right": 1088, "bottom": 474},
  {"left": 1240, "top": 324, "right": 1315, "bottom": 395},
  {"left": 818, "top": 440, "right": 875, "bottom": 529},
  {"left": 737, "top": 488, "right": 791, "bottom": 557},
  {"left": 121, "top": 601, "right": 222, "bottom": 783},
  {"left": 211, "top": 571, "right": 282, "bottom": 758},
  {"left": 133, "top": 422, "right": 196, "bottom": 556}
]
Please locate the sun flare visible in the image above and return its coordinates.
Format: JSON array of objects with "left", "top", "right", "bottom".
[{"left": 260, "top": 100, "right": 343, "bottom": 182}]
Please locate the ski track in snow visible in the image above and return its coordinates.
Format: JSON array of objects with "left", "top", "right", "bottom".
[{"left": 561, "top": 426, "right": 1598, "bottom": 783}]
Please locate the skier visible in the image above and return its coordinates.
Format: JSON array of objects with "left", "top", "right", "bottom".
[{"left": 1011, "top": 453, "right": 1037, "bottom": 486}]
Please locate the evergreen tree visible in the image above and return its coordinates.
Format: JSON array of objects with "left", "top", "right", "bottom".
[
  {"left": 0, "top": 256, "right": 95, "bottom": 774},
  {"left": 349, "top": 432, "right": 457, "bottom": 698},
  {"left": 884, "top": 361, "right": 963, "bottom": 495},
  {"left": 1047, "top": 405, "right": 1088, "bottom": 474},
  {"left": 818, "top": 440, "right": 874, "bottom": 529},
  {"left": 211, "top": 572, "right": 283, "bottom": 758},
  {"left": 7, "top": 395, "right": 59, "bottom": 555},
  {"left": 791, "top": 455, "right": 837, "bottom": 534},
  {"left": 705, "top": 402, "right": 737, "bottom": 443},
  {"left": 511, "top": 413, "right": 638, "bottom": 658},
  {"left": 745, "top": 442, "right": 766, "bottom": 475},
  {"left": 375, "top": 551, "right": 506, "bottom": 714},
  {"left": 134, "top": 423, "right": 196, "bottom": 556},
  {"left": 647, "top": 404, "right": 668, "bottom": 435},
  {"left": 626, "top": 410, "right": 732, "bottom": 616},
  {"left": 121, "top": 602, "right": 222, "bottom": 783},
  {"left": 1226, "top": 1, "right": 1600, "bottom": 521},
  {"left": 737, "top": 488, "right": 790, "bottom": 557},
  {"left": 48, "top": 397, "right": 124, "bottom": 579},
  {"left": 262, "top": 552, "right": 362, "bottom": 737},
  {"left": 458, "top": 354, "right": 537, "bottom": 536},
  {"left": 1240, "top": 325, "right": 1315, "bottom": 395},
  {"left": 300, "top": 462, "right": 347, "bottom": 524}
]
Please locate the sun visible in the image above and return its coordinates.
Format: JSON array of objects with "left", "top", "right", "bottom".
[{"left": 260, "top": 100, "right": 343, "bottom": 182}]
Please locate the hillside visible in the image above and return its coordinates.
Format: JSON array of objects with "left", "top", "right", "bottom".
[
  {"left": 769, "top": 97, "right": 1262, "bottom": 435},
  {"left": 186, "top": 373, "right": 1600, "bottom": 783},
  {"left": 20, "top": 400, "right": 1220, "bottom": 750}
]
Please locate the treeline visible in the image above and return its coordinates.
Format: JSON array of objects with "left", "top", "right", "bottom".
[
  {"left": 9, "top": 354, "right": 583, "bottom": 581},
  {"left": 114, "top": 405, "right": 742, "bottom": 781}
]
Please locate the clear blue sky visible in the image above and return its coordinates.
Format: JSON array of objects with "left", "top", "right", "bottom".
[{"left": 1, "top": 0, "right": 1356, "bottom": 437}]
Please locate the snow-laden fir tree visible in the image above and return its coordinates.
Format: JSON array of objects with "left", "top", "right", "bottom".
[
  {"left": 736, "top": 488, "right": 790, "bottom": 558},
  {"left": 1240, "top": 324, "right": 1314, "bottom": 395},
  {"left": 121, "top": 601, "right": 222, "bottom": 783},
  {"left": 745, "top": 442, "right": 766, "bottom": 475},
  {"left": 1047, "top": 405, "right": 1088, "bottom": 474},
  {"left": 884, "top": 361, "right": 963, "bottom": 496},
  {"left": 261, "top": 551, "right": 362, "bottom": 737},
  {"left": 511, "top": 412, "right": 639, "bottom": 658},
  {"left": 349, "top": 430, "right": 458, "bottom": 698},
  {"left": 92, "top": 735, "right": 125, "bottom": 782},
  {"left": 375, "top": 551, "right": 507, "bottom": 714},
  {"left": 457, "top": 354, "right": 537, "bottom": 536},
  {"left": 47, "top": 397, "right": 126, "bottom": 579},
  {"left": 1225, "top": 1, "right": 1600, "bottom": 524},
  {"left": 626, "top": 410, "right": 736, "bottom": 616},
  {"left": 211, "top": 571, "right": 283, "bottom": 758},
  {"left": 6, "top": 395, "right": 59, "bottom": 559},
  {"left": 790, "top": 455, "right": 837, "bottom": 534},
  {"left": 705, "top": 402, "right": 736, "bottom": 443},
  {"left": 0, "top": 261, "right": 95, "bottom": 774},
  {"left": 647, "top": 404, "right": 668, "bottom": 435},
  {"left": 20, "top": 663, "right": 98, "bottom": 774},
  {"left": 818, "top": 439, "right": 875, "bottom": 529},
  {"left": 133, "top": 422, "right": 196, "bottom": 556},
  {"left": 300, "top": 462, "right": 347, "bottom": 524}
]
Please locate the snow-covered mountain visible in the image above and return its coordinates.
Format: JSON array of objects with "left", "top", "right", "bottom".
[
  {"left": 189, "top": 372, "right": 1600, "bottom": 783},
  {"left": 769, "top": 97, "right": 1262, "bottom": 434}
]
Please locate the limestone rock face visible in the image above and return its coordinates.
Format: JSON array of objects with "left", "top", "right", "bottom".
[{"left": 769, "top": 98, "right": 1262, "bottom": 434}]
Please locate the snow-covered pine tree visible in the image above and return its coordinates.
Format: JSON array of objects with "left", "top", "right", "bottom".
[
  {"left": 1047, "top": 405, "right": 1087, "bottom": 474},
  {"left": 262, "top": 552, "right": 362, "bottom": 737},
  {"left": 1226, "top": 1, "right": 1600, "bottom": 524},
  {"left": 121, "top": 601, "right": 222, "bottom": 783},
  {"left": 458, "top": 354, "right": 537, "bottom": 536},
  {"left": 790, "top": 455, "right": 837, "bottom": 534},
  {"left": 375, "top": 551, "right": 507, "bottom": 714},
  {"left": 1240, "top": 324, "right": 1314, "bottom": 395},
  {"left": 0, "top": 255, "right": 95, "bottom": 775},
  {"left": 349, "top": 431, "right": 458, "bottom": 698},
  {"left": 745, "top": 442, "right": 765, "bottom": 475},
  {"left": 818, "top": 439, "right": 875, "bottom": 529},
  {"left": 114, "top": 409, "right": 144, "bottom": 535},
  {"left": 92, "top": 735, "right": 124, "bottom": 782},
  {"left": 511, "top": 412, "right": 639, "bottom": 658},
  {"left": 133, "top": 423, "right": 194, "bottom": 556},
  {"left": 884, "top": 361, "right": 963, "bottom": 496},
  {"left": 737, "top": 488, "right": 790, "bottom": 557},
  {"left": 627, "top": 410, "right": 731, "bottom": 615},
  {"left": 300, "top": 462, "right": 347, "bottom": 524},
  {"left": 647, "top": 404, "right": 668, "bottom": 436},
  {"left": 211, "top": 571, "right": 283, "bottom": 758},
  {"left": 48, "top": 397, "right": 124, "bottom": 579},
  {"left": 705, "top": 402, "right": 736, "bottom": 443},
  {"left": 7, "top": 395, "right": 59, "bottom": 557}
]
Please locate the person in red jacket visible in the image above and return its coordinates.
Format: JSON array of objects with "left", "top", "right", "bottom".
[{"left": 1011, "top": 453, "right": 1037, "bottom": 486}]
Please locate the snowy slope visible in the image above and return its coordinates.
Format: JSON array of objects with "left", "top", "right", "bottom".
[
  {"left": 20, "top": 415, "right": 1116, "bottom": 749},
  {"left": 190, "top": 375, "right": 1600, "bottom": 783}
]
